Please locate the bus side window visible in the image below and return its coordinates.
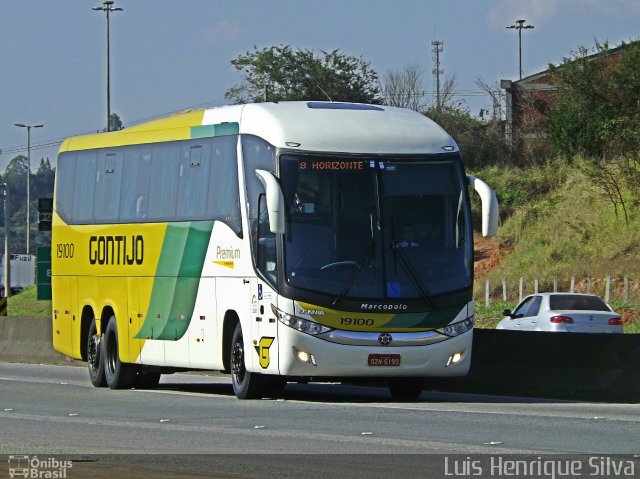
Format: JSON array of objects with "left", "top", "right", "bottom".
[
  {"left": 206, "top": 136, "right": 242, "bottom": 236},
  {"left": 120, "top": 147, "right": 151, "bottom": 223},
  {"left": 72, "top": 150, "right": 98, "bottom": 224}
]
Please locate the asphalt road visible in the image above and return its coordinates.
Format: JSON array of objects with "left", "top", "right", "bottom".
[{"left": 1, "top": 362, "right": 639, "bottom": 478}]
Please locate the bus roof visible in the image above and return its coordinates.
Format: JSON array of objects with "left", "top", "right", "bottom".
[{"left": 59, "top": 102, "right": 458, "bottom": 155}]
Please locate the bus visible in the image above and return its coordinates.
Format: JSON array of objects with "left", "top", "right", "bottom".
[{"left": 51, "top": 101, "right": 498, "bottom": 400}]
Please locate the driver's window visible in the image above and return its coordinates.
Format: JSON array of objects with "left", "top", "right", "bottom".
[
  {"left": 256, "top": 194, "right": 277, "bottom": 285},
  {"left": 514, "top": 295, "right": 541, "bottom": 318},
  {"left": 513, "top": 296, "right": 533, "bottom": 317},
  {"left": 526, "top": 296, "right": 542, "bottom": 317}
]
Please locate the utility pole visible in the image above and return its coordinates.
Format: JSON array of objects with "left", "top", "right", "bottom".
[
  {"left": 93, "top": 1, "right": 123, "bottom": 132},
  {"left": 431, "top": 40, "right": 443, "bottom": 111},
  {"left": 506, "top": 19, "right": 534, "bottom": 80},
  {"left": 14, "top": 123, "right": 43, "bottom": 255}
]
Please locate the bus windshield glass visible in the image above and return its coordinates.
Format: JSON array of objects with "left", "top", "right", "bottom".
[{"left": 279, "top": 155, "right": 472, "bottom": 301}]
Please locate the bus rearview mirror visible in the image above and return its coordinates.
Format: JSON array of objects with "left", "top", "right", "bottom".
[
  {"left": 255, "top": 170, "right": 285, "bottom": 234},
  {"left": 467, "top": 175, "right": 499, "bottom": 237}
]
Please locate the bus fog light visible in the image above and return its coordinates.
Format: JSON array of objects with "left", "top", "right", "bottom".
[
  {"left": 446, "top": 351, "right": 464, "bottom": 367},
  {"left": 295, "top": 349, "right": 317, "bottom": 366}
]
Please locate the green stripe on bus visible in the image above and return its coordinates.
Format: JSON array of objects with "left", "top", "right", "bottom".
[
  {"left": 191, "top": 122, "right": 239, "bottom": 139},
  {"left": 135, "top": 221, "right": 213, "bottom": 341},
  {"left": 384, "top": 303, "right": 466, "bottom": 330}
]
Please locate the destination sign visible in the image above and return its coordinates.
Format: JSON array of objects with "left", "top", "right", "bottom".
[{"left": 298, "top": 160, "right": 365, "bottom": 171}]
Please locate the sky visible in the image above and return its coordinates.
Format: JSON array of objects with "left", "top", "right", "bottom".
[{"left": 2, "top": 0, "right": 639, "bottom": 171}]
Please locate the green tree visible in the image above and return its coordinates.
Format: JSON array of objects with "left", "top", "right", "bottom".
[
  {"left": 225, "top": 45, "right": 382, "bottom": 104},
  {"left": 0, "top": 155, "right": 55, "bottom": 254},
  {"left": 2, "top": 155, "right": 28, "bottom": 254},
  {"left": 546, "top": 40, "right": 640, "bottom": 221},
  {"left": 425, "top": 105, "right": 512, "bottom": 169},
  {"left": 103, "top": 112, "right": 124, "bottom": 132},
  {"left": 33, "top": 158, "right": 55, "bottom": 201}
]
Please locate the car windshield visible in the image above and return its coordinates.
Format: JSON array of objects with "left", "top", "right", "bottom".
[
  {"left": 549, "top": 295, "right": 610, "bottom": 311},
  {"left": 279, "top": 154, "right": 472, "bottom": 301}
]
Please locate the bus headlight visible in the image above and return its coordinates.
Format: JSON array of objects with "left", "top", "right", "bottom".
[
  {"left": 437, "top": 317, "right": 474, "bottom": 337},
  {"left": 272, "top": 305, "right": 332, "bottom": 336}
]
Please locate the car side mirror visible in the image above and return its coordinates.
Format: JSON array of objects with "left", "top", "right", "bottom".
[{"left": 502, "top": 309, "right": 513, "bottom": 318}]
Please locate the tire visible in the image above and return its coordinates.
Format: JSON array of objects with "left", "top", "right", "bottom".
[
  {"left": 87, "top": 318, "right": 107, "bottom": 387},
  {"left": 103, "top": 316, "right": 136, "bottom": 390},
  {"left": 135, "top": 371, "right": 161, "bottom": 389},
  {"left": 388, "top": 377, "right": 425, "bottom": 401},
  {"left": 230, "top": 322, "right": 265, "bottom": 399}
]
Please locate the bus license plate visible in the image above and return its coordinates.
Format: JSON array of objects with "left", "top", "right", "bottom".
[{"left": 368, "top": 354, "right": 401, "bottom": 367}]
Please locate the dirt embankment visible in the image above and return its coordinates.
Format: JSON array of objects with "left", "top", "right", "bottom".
[{"left": 473, "top": 235, "right": 501, "bottom": 279}]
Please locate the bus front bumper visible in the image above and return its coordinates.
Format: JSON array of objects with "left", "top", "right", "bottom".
[{"left": 276, "top": 326, "right": 473, "bottom": 378}]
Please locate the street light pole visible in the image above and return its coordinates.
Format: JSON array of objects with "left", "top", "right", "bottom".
[
  {"left": 1, "top": 183, "right": 9, "bottom": 298},
  {"left": 14, "top": 123, "right": 43, "bottom": 255},
  {"left": 506, "top": 19, "right": 534, "bottom": 80},
  {"left": 93, "top": 0, "right": 123, "bottom": 132}
]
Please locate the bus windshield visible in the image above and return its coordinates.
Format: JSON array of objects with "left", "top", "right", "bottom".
[{"left": 279, "top": 155, "right": 472, "bottom": 301}]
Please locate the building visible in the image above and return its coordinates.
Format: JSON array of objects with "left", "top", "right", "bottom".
[{"left": 501, "top": 42, "right": 636, "bottom": 156}]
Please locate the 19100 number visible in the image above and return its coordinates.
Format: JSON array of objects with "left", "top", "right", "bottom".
[
  {"left": 340, "top": 317, "right": 374, "bottom": 327},
  {"left": 56, "top": 243, "right": 74, "bottom": 259}
]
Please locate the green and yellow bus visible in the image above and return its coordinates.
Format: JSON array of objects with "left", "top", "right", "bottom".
[{"left": 52, "top": 101, "right": 498, "bottom": 399}]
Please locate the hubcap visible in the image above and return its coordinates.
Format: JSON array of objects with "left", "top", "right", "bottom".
[
  {"left": 231, "top": 338, "right": 245, "bottom": 385},
  {"left": 88, "top": 335, "right": 100, "bottom": 371}
]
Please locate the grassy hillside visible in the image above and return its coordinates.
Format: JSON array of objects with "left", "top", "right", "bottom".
[
  {"left": 475, "top": 162, "right": 640, "bottom": 279},
  {"left": 6, "top": 286, "right": 52, "bottom": 318},
  {"left": 470, "top": 160, "right": 640, "bottom": 332}
]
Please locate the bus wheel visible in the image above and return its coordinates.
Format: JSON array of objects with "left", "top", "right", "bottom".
[
  {"left": 230, "top": 322, "right": 265, "bottom": 399},
  {"left": 388, "top": 377, "right": 425, "bottom": 401},
  {"left": 103, "top": 316, "right": 136, "bottom": 389},
  {"left": 87, "top": 318, "right": 107, "bottom": 387},
  {"left": 135, "top": 371, "right": 161, "bottom": 389}
]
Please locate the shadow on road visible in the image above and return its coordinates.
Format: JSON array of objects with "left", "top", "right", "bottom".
[{"left": 154, "top": 378, "right": 577, "bottom": 405}]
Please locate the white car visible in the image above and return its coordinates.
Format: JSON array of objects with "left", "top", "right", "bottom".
[{"left": 496, "top": 293, "right": 623, "bottom": 333}]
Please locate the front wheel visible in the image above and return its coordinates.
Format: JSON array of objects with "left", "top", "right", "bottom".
[
  {"left": 388, "top": 377, "right": 425, "bottom": 401},
  {"left": 230, "top": 322, "right": 266, "bottom": 399},
  {"left": 87, "top": 318, "right": 106, "bottom": 387},
  {"left": 103, "top": 316, "right": 137, "bottom": 390}
]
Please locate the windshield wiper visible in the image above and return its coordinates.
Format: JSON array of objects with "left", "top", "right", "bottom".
[
  {"left": 390, "top": 216, "right": 434, "bottom": 308},
  {"left": 331, "top": 214, "right": 376, "bottom": 306}
]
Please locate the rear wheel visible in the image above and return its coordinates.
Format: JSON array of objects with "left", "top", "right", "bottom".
[
  {"left": 103, "top": 316, "right": 136, "bottom": 389},
  {"left": 87, "top": 318, "right": 106, "bottom": 387},
  {"left": 230, "top": 322, "right": 265, "bottom": 399},
  {"left": 388, "top": 377, "right": 425, "bottom": 401}
]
